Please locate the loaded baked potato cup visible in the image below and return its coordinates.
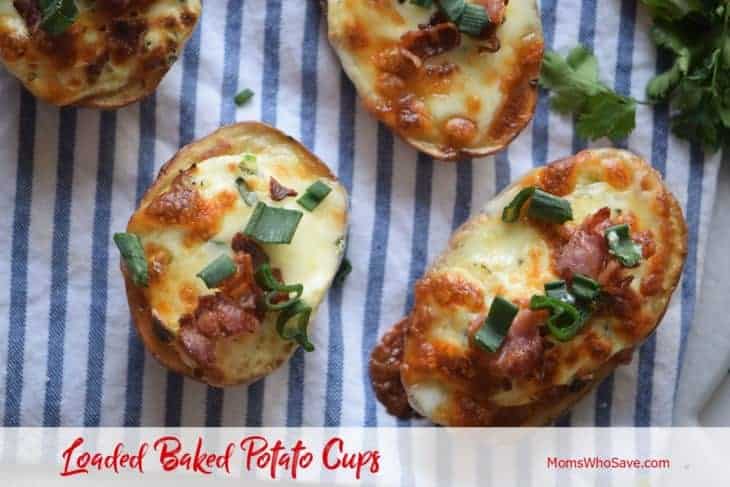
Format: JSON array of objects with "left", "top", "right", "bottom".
[
  {"left": 371, "top": 149, "right": 687, "bottom": 426},
  {"left": 118, "top": 123, "right": 348, "bottom": 387},
  {"left": 325, "top": 0, "right": 543, "bottom": 160},
  {"left": 0, "top": 0, "right": 200, "bottom": 108}
]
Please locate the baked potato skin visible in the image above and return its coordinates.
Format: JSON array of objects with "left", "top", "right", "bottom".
[
  {"left": 121, "top": 122, "right": 347, "bottom": 387},
  {"left": 0, "top": 0, "right": 201, "bottom": 108},
  {"left": 322, "top": 0, "right": 543, "bottom": 161},
  {"left": 386, "top": 149, "right": 687, "bottom": 426}
]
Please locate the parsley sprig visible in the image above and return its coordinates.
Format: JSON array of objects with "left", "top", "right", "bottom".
[{"left": 539, "top": 1, "right": 730, "bottom": 153}]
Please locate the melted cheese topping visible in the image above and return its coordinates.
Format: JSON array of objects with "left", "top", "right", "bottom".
[
  {"left": 0, "top": 0, "right": 200, "bottom": 106},
  {"left": 327, "top": 0, "right": 543, "bottom": 159},
  {"left": 401, "top": 149, "right": 687, "bottom": 425},
  {"left": 127, "top": 132, "right": 348, "bottom": 383}
]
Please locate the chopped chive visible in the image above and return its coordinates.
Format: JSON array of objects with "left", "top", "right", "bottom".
[
  {"left": 254, "top": 263, "right": 304, "bottom": 310},
  {"left": 571, "top": 274, "right": 601, "bottom": 301},
  {"left": 605, "top": 224, "right": 642, "bottom": 267},
  {"left": 440, "top": 0, "right": 466, "bottom": 21},
  {"left": 544, "top": 280, "right": 575, "bottom": 304},
  {"left": 474, "top": 296, "right": 519, "bottom": 352},
  {"left": 234, "top": 88, "right": 254, "bottom": 106},
  {"left": 113, "top": 233, "right": 149, "bottom": 287},
  {"left": 502, "top": 187, "right": 536, "bottom": 222},
  {"left": 239, "top": 154, "right": 257, "bottom": 175},
  {"left": 235, "top": 177, "right": 258, "bottom": 207},
  {"left": 409, "top": 0, "right": 433, "bottom": 6},
  {"left": 333, "top": 257, "right": 352, "bottom": 287},
  {"left": 276, "top": 300, "right": 315, "bottom": 352},
  {"left": 196, "top": 254, "right": 236, "bottom": 288},
  {"left": 527, "top": 189, "right": 573, "bottom": 223},
  {"left": 529, "top": 295, "right": 585, "bottom": 341},
  {"left": 297, "top": 180, "right": 332, "bottom": 211},
  {"left": 458, "top": 4, "right": 489, "bottom": 36},
  {"left": 244, "top": 202, "right": 303, "bottom": 244}
]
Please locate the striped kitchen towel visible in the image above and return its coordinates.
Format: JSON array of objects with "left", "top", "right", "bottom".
[{"left": 0, "top": 0, "right": 721, "bottom": 427}]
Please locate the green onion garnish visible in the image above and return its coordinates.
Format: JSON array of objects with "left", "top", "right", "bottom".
[
  {"left": 297, "top": 181, "right": 332, "bottom": 211},
  {"left": 276, "top": 300, "right": 315, "bottom": 352},
  {"left": 530, "top": 295, "right": 586, "bottom": 342},
  {"left": 544, "top": 280, "right": 575, "bottom": 304},
  {"left": 39, "top": 0, "right": 79, "bottom": 36},
  {"left": 502, "top": 187, "right": 535, "bottom": 222},
  {"left": 196, "top": 255, "right": 236, "bottom": 288},
  {"left": 333, "top": 257, "right": 352, "bottom": 287},
  {"left": 527, "top": 189, "right": 573, "bottom": 224},
  {"left": 458, "top": 4, "right": 489, "bottom": 36},
  {"left": 571, "top": 274, "right": 601, "bottom": 301},
  {"left": 474, "top": 296, "right": 519, "bottom": 352},
  {"left": 255, "top": 263, "right": 304, "bottom": 310},
  {"left": 234, "top": 88, "right": 254, "bottom": 106},
  {"left": 244, "top": 202, "right": 303, "bottom": 244},
  {"left": 235, "top": 177, "right": 258, "bottom": 207},
  {"left": 409, "top": 0, "right": 433, "bottom": 7},
  {"left": 440, "top": 0, "right": 466, "bottom": 21},
  {"left": 113, "top": 233, "right": 149, "bottom": 287},
  {"left": 239, "top": 154, "right": 257, "bottom": 175},
  {"left": 605, "top": 224, "right": 642, "bottom": 267}
]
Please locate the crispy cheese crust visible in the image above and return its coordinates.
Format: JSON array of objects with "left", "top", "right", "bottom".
[
  {"left": 325, "top": 0, "right": 543, "bottom": 160},
  {"left": 0, "top": 0, "right": 201, "bottom": 108},
  {"left": 392, "top": 149, "right": 687, "bottom": 425},
  {"left": 122, "top": 123, "right": 349, "bottom": 387}
]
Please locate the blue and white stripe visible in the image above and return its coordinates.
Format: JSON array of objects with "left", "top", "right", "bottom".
[{"left": 0, "top": 0, "right": 722, "bottom": 427}]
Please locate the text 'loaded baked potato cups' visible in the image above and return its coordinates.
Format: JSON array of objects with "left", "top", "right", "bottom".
[
  {"left": 0, "top": 0, "right": 200, "bottom": 108},
  {"left": 371, "top": 149, "right": 688, "bottom": 426},
  {"left": 325, "top": 0, "right": 543, "bottom": 161},
  {"left": 116, "top": 123, "right": 349, "bottom": 387}
]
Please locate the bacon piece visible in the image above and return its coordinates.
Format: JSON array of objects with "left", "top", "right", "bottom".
[
  {"left": 179, "top": 326, "right": 215, "bottom": 367},
  {"left": 370, "top": 318, "right": 416, "bottom": 418},
  {"left": 13, "top": 0, "right": 40, "bottom": 31},
  {"left": 189, "top": 293, "right": 259, "bottom": 338},
  {"left": 475, "top": 0, "right": 508, "bottom": 25},
  {"left": 109, "top": 18, "right": 146, "bottom": 60},
  {"left": 400, "top": 23, "right": 461, "bottom": 60},
  {"left": 232, "top": 233, "right": 269, "bottom": 269},
  {"left": 490, "top": 309, "right": 546, "bottom": 378},
  {"left": 269, "top": 177, "right": 297, "bottom": 201},
  {"left": 556, "top": 207, "right": 611, "bottom": 280},
  {"left": 99, "top": 0, "right": 132, "bottom": 12}
]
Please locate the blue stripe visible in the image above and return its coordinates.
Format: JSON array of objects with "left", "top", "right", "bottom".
[
  {"left": 595, "top": 0, "right": 637, "bottom": 427},
  {"left": 362, "top": 125, "right": 394, "bottom": 427},
  {"left": 495, "top": 151, "right": 510, "bottom": 193},
  {"left": 286, "top": 0, "right": 321, "bottom": 427},
  {"left": 531, "top": 0, "right": 558, "bottom": 167},
  {"left": 634, "top": 49, "right": 672, "bottom": 427},
  {"left": 205, "top": 0, "right": 245, "bottom": 429},
  {"left": 84, "top": 111, "right": 117, "bottom": 426},
  {"left": 3, "top": 91, "right": 36, "bottom": 427},
  {"left": 124, "top": 96, "right": 158, "bottom": 426},
  {"left": 677, "top": 144, "right": 703, "bottom": 382},
  {"left": 246, "top": 0, "right": 283, "bottom": 427},
  {"left": 43, "top": 107, "right": 77, "bottom": 426},
  {"left": 165, "top": 16, "right": 203, "bottom": 427},
  {"left": 453, "top": 162, "right": 472, "bottom": 229},
  {"left": 571, "top": 0, "right": 598, "bottom": 153},
  {"left": 324, "top": 73, "right": 356, "bottom": 427}
]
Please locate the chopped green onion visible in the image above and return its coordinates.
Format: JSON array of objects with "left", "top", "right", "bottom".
[
  {"left": 458, "top": 4, "right": 489, "bottom": 36},
  {"left": 440, "top": 0, "right": 466, "bottom": 21},
  {"left": 605, "top": 224, "right": 642, "bottom": 267},
  {"left": 244, "top": 202, "right": 303, "bottom": 244},
  {"left": 297, "top": 181, "right": 332, "bottom": 211},
  {"left": 235, "top": 177, "right": 258, "bottom": 207},
  {"left": 234, "top": 88, "right": 254, "bottom": 106},
  {"left": 544, "top": 280, "right": 575, "bottom": 304},
  {"left": 276, "top": 300, "right": 315, "bottom": 352},
  {"left": 474, "top": 296, "right": 519, "bottom": 352},
  {"left": 530, "top": 295, "right": 585, "bottom": 342},
  {"left": 571, "top": 274, "right": 601, "bottom": 301},
  {"left": 113, "top": 233, "right": 149, "bottom": 287},
  {"left": 255, "top": 263, "right": 304, "bottom": 310},
  {"left": 239, "top": 154, "right": 257, "bottom": 175},
  {"left": 502, "top": 187, "right": 536, "bottom": 222},
  {"left": 527, "top": 189, "right": 573, "bottom": 223},
  {"left": 39, "top": 0, "right": 78, "bottom": 36},
  {"left": 409, "top": 0, "right": 433, "bottom": 7},
  {"left": 196, "top": 255, "right": 236, "bottom": 288},
  {"left": 333, "top": 258, "right": 352, "bottom": 287}
]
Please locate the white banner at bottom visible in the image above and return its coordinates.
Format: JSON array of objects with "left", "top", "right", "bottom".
[{"left": 0, "top": 427, "right": 727, "bottom": 486}]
